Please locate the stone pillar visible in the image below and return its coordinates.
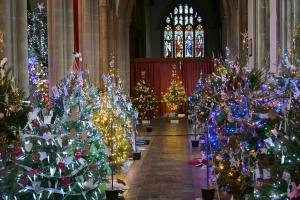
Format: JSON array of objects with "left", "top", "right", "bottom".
[
  {"left": 47, "top": 0, "right": 74, "bottom": 87},
  {"left": 294, "top": 0, "right": 300, "bottom": 61},
  {"left": 0, "top": 0, "right": 29, "bottom": 96},
  {"left": 280, "top": 0, "right": 287, "bottom": 50},
  {"left": 115, "top": 0, "right": 134, "bottom": 94},
  {"left": 144, "top": 1, "right": 152, "bottom": 58},
  {"left": 248, "top": 0, "right": 255, "bottom": 69},
  {"left": 116, "top": 18, "right": 131, "bottom": 93},
  {"left": 99, "top": 0, "right": 109, "bottom": 89},
  {"left": 256, "top": 0, "right": 269, "bottom": 70},
  {"left": 78, "top": 0, "right": 100, "bottom": 86},
  {"left": 287, "top": 0, "right": 294, "bottom": 48},
  {"left": 269, "top": 0, "right": 279, "bottom": 73}
]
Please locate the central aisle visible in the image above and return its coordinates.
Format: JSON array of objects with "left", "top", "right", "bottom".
[{"left": 125, "top": 118, "right": 202, "bottom": 200}]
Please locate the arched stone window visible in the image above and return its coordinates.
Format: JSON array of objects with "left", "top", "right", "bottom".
[{"left": 164, "top": 3, "right": 204, "bottom": 58}]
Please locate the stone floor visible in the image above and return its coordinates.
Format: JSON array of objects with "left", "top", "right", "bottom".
[{"left": 123, "top": 118, "right": 205, "bottom": 200}]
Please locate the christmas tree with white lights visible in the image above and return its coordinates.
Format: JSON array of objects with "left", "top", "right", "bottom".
[
  {"left": 133, "top": 72, "right": 158, "bottom": 120},
  {"left": 27, "top": 2, "right": 49, "bottom": 107},
  {"left": 93, "top": 57, "right": 134, "bottom": 169},
  {"left": 163, "top": 66, "right": 187, "bottom": 113}
]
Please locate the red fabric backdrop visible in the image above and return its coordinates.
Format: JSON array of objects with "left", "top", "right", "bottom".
[{"left": 130, "top": 58, "right": 214, "bottom": 116}]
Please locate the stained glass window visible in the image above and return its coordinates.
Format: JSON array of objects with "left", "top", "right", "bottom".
[
  {"left": 175, "top": 25, "right": 183, "bottom": 58},
  {"left": 195, "top": 24, "right": 204, "bottom": 57},
  {"left": 163, "top": 4, "right": 204, "bottom": 58},
  {"left": 185, "top": 25, "right": 193, "bottom": 57},
  {"left": 164, "top": 25, "right": 173, "bottom": 58}
]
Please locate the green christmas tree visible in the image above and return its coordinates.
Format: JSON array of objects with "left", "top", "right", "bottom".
[
  {"left": 133, "top": 74, "right": 158, "bottom": 119},
  {"left": 250, "top": 49, "right": 300, "bottom": 200},
  {"left": 1, "top": 70, "right": 110, "bottom": 200},
  {"left": 27, "top": 2, "right": 49, "bottom": 107},
  {"left": 0, "top": 56, "right": 31, "bottom": 144},
  {"left": 93, "top": 57, "right": 134, "bottom": 169},
  {"left": 163, "top": 67, "right": 187, "bottom": 112}
]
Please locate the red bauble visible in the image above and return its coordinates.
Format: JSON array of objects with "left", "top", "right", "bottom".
[
  {"left": 31, "top": 120, "right": 40, "bottom": 127},
  {"left": 1, "top": 149, "right": 8, "bottom": 157},
  {"left": 74, "top": 150, "right": 82, "bottom": 159},
  {"left": 59, "top": 176, "right": 71, "bottom": 185},
  {"left": 20, "top": 177, "right": 28, "bottom": 187},
  {"left": 13, "top": 147, "right": 23, "bottom": 157},
  {"left": 58, "top": 162, "right": 65, "bottom": 170},
  {"left": 29, "top": 169, "right": 39, "bottom": 175}
]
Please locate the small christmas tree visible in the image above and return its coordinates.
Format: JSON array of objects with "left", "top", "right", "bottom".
[
  {"left": 27, "top": 3, "right": 49, "bottom": 107},
  {"left": 93, "top": 57, "right": 134, "bottom": 169},
  {"left": 93, "top": 57, "right": 135, "bottom": 197},
  {"left": 163, "top": 66, "right": 186, "bottom": 113},
  {"left": 133, "top": 72, "right": 158, "bottom": 120},
  {"left": 0, "top": 57, "right": 30, "bottom": 143}
]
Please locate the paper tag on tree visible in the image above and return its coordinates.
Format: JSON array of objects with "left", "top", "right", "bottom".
[
  {"left": 70, "top": 128, "right": 77, "bottom": 139},
  {"left": 52, "top": 86, "right": 60, "bottom": 98},
  {"left": 71, "top": 107, "right": 78, "bottom": 121},
  {"left": 282, "top": 171, "right": 291, "bottom": 182},
  {"left": 263, "top": 168, "right": 271, "bottom": 179},
  {"left": 255, "top": 168, "right": 260, "bottom": 179}
]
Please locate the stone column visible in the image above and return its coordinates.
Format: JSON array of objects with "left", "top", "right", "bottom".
[
  {"left": 99, "top": 0, "right": 109, "bottom": 89},
  {"left": 256, "top": 0, "right": 269, "bottom": 70},
  {"left": 294, "top": 0, "right": 300, "bottom": 61},
  {"left": 248, "top": 0, "right": 255, "bottom": 69},
  {"left": 116, "top": 18, "right": 131, "bottom": 93},
  {"left": 78, "top": 0, "right": 100, "bottom": 86},
  {"left": 269, "top": 0, "right": 279, "bottom": 73},
  {"left": 280, "top": 0, "right": 287, "bottom": 50},
  {"left": 115, "top": 0, "right": 134, "bottom": 94},
  {"left": 286, "top": 0, "right": 294, "bottom": 48},
  {"left": 0, "top": 0, "right": 29, "bottom": 96},
  {"left": 47, "top": 0, "right": 74, "bottom": 87}
]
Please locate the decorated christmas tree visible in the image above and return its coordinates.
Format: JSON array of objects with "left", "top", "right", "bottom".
[
  {"left": 133, "top": 72, "right": 158, "bottom": 120},
  {"left": 163, "top": 66, "right": 187, "bottom": 113},
  {"left": 0, "top": 55, "right": 30, "bottom": 143},
  {"left": 27, "top": 3, "right": 49, "bottom": 107},
  {"left": 249, "top": 49, "right": 300, "bottom": 199},
  {"left": 0, "top": 69, "right": 110, "bottom": 200},
  {"left": 93, "top": 57, "right": 134, "bottom": 169},
  {"left": 193, "top": 43, "right": 265, "bottom": 199}
]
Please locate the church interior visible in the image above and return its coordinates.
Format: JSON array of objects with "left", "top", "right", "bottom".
[{"left": 0, "top": 0, "right": 299, "bottom": 199}]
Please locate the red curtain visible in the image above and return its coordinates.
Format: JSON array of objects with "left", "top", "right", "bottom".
[
  {"left": 73, "top": 0, "right": 80, "bottom": 68},
  {"left": 130, "top": 58, "right": 214, "bottom": 116}
]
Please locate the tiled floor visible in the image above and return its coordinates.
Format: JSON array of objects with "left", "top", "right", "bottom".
[{"left": 123, "top": 118, "right": 204, "bottom": 200}]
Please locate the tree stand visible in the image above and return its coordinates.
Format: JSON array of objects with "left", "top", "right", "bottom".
[
  {"left": 132, "top": 151, "right": 141, "bottom": 160},
  {"left": 105, "top": 189, "right": 119, "bottom": 200}
]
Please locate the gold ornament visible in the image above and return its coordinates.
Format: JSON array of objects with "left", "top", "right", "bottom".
[
  {"left": 80, "top": 130, "right": 88, "bottom": 142},
  {"left": 69, "top": 128, "right": 77, "bottom": 139}
]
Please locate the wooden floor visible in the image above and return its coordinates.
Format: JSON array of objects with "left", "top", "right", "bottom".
[{"left": 123, "top": 118, "right": 204, "bottom": 200}]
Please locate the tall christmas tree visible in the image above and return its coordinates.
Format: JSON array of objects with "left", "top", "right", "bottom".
[
  {"left": 93, "top": 57, "right": 134, "bottom": 169},
  {"left": 27, "top": 2, "right": 49, "bottom": 107},
  {"left": 133, "top": 72, "right": 158, "bottom": 120},
  {"left": 249, "top": 49, "right": 300, "bottom": 199},
  {"left": 163, "top": 66, "right": 186, "bottom": 112}
]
